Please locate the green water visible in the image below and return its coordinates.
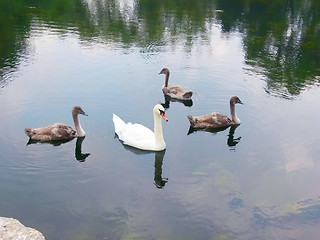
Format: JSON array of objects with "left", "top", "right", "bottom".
[{"left": 0, "top": 0, "right": 320, "bottom": 239}]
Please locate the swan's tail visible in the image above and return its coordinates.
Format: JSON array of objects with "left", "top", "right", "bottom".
[
  {"left": 183, "top": 91, "right": 193, "bottom": 99},
  {"left": 187, "top": 115, "right": 196, "bottom": 126},
  {"left": 25, "top": 127, "right": 35, "bottom": 137},
  {"left": 112, "top": 114, "right": 126, "bottom": 135}
]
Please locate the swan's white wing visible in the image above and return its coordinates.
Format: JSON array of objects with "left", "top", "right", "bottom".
[
  {"left": 120, "top": 123, "right": 155, "bottom": 149},
  {"left": 113, "top": 114, "right": 126, "bottom": 135},
  {"left": 113, "top": 114, "right": 156, "bottom": 150}
]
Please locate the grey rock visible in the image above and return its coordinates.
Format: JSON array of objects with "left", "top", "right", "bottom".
[{"left": 0, "top": 217, "right": 45, "bottom": 240}]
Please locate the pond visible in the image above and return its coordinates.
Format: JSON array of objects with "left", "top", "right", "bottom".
[{"left": 1, "top": 0, "right": 320, "bottom": 239}]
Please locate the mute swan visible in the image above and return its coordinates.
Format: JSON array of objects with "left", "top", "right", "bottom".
[
  {"left": 113, "top": 104, "right": 168, "bottom": 151},
  {"left": 25, "top": 106, "right": 88, "bottom": 141},
  {"left": 187, "top": 96, "right": 243, "bottom": 129},
  {"left": 159, "top": 68, "right": 193, "bottom": 100}
]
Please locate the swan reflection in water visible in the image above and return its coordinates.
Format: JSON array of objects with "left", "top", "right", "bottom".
[
  {"left": 118, "top": 138, "right": 169, "bottom": 189},
  {"left": 162, "top": 94, "right": 193, "bottom": 109},
  {"left": 187, "top": 125, "right": 241, "bottom": 151},
  {"left": 26, "top": 136, "right": 90, "bottom": 162},
  {"left": 153, "top": 150, "right": 168, "bottom": 188}
]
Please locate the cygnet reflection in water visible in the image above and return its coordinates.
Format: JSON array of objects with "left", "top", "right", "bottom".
[
  {"left": 75, "top": 136, "right": 90, "bottom": 162},
  {"left": 26, "top": 135, "right": 90, "bottom": 162},
  {"left": 187, "top": 125, "right": 242, "bottom": 150},
  {"left": 161, "top": 94, "right": 193, "bottom": 110},
  {"left": 227, "top": 125, "right": 241, "bottom": 151},
  {"left": 26, "top": 138, "right": 72, "bottom": 146}
]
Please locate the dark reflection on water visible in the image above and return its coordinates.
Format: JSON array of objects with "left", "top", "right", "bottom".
[
  {"left": 26, "top": 138, "right": 72, "bottom": 146},
  {"left": 161, "top": 94, "right": 193, "bottom": 110},
  {"left": 228, "top": 197, "right": 244, "bottom": 210},
  {"left": 187, "top": 125, "right": 242, "bottom": 151},
  {"left": 187, "top": 125, "right": 229, "bottom": 135},
  {"left": 26, "top": 136, "right": 90, "bottom": 162},
  {"left": 119, "top": 140, "right": 168, "bottom": 189},
  {"left": 0, "top": 1, "right": 32, "bottom": 90},
  {"left": 227, "top": 125, "right": 241, "bottom": 151},
  {"left": 75, "top": 137, "right": 90, "bottom": 162},
  {"left": 153, "top": 150, "right": 168, "bottom": 189},
  {"left": 1, "top": 0, "right": 320, "bottom": 98}
]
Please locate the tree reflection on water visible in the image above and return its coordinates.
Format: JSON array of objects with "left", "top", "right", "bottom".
[{"left": 1, "top": 0, "right": 319, "bottom": 97}]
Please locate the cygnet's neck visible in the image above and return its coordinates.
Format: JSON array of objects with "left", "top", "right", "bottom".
[
  {"left": 154, "top": 112, "right": 165, "bottom": 147},
  {"left": 73, "top": 114, "right": 86, "bottom": 137},
  {"left": 230, "top": 102, "right": 240, "bottom": 124},
  {"left": 164, "top": 71, "right": 170, "bottom": 88}
]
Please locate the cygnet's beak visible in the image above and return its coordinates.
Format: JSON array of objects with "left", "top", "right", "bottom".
[{"left": 81, "top": 110, "right": 88, "bottom": 116}]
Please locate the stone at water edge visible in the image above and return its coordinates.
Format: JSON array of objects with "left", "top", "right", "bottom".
[{"left": 0, "top": 217, "right": 45, "bottom": 240}]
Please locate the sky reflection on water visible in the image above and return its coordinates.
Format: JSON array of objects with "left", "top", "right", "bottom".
[{"left": 0, "top": 0, "right": 320, "bottom": 240}]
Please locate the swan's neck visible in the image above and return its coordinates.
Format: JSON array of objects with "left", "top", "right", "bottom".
[
  {"left": 73, "top": 114, "right": 86, "bottom": 137},
  {"left": 230, "top": 102, "right": 240, "bottom": 124},
  {"left": 164, "top": 72, "right": 169, "bottom": 87},
  {"left": 154, "top": 113, "right": 165, "bottom": 146}
]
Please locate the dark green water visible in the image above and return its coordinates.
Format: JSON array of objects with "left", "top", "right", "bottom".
[{"left": 0, "top": 0, "right": 320, "bottom": 239}]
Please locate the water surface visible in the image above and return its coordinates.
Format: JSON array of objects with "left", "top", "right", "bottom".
[{"left": 0, "top": 0, "right": 320, "bottom": 239}]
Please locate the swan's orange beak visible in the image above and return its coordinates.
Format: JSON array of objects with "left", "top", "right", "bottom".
[{"left": 161, "top": 112, "right": 168, "bottom": 122}]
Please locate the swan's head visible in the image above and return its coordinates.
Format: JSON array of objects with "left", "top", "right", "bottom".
[
  {"left": 230, "top": 96, "right": 243, "bottom": 105},
  {"left": 154, "top": 104, "right": 168, "bottom": 122},
  {"left": 159, "top": 68, "right": 170, "bottom": 75},
  {"left": 72, "top": 106, "right": 88, "bottom": 116}
]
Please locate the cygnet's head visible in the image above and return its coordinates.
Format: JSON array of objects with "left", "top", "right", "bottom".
[
  {"left": 153, "top": 104, "right": 168, "bottom": 122},
  {"left": 159, "top": 68, "right": 170, "bottom": 75},
  {"left": 72, "top": 106, "right": 88, "bottom": 116},
  {"left": 230, "top": 96, "right": 243, "bottom": 105}
]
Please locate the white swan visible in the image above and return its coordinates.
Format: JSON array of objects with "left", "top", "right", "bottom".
[
  {"left": 187, "top": 96, "right": 243, "bottom": 129},
  {"left": 25, "top": 106, "right": 87, "bottom": 141},
  {"left": 113, "top": 104, "right": 168, "bottom": 151}
]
